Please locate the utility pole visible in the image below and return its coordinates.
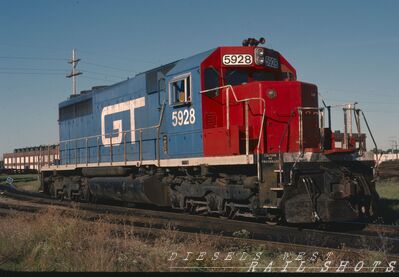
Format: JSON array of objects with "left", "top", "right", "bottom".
[
  {"left": 390, "top": 140, "right": 398, "bottom": 160},
  {"left": 66, "top": 49, "right": 82, "bottom": 95}
]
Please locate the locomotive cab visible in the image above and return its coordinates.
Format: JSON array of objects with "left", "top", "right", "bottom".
[{"left": 200, "top": 42, "right": 320, "bottom": 157}]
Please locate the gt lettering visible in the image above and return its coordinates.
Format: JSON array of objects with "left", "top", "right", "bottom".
[
  {"left": 101, "top": 96, "right": 145, "bottom": 146},
  {"left": 172, "top": 108, "right": 195, "bottom": 127}
]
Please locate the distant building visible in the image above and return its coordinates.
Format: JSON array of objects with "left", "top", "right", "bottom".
[
  {"left": 3, "top": 145, "right": 59, "bottom": 173},
  {"left": 375, "top": 153, "right": 399, "bottom": 165}
]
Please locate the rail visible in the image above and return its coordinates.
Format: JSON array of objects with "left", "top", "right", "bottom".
[{"left": 2, "top": 189, "right": 399, "bottom": 257}]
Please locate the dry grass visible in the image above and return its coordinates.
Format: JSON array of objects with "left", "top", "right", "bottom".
[
  {"left": 0, "top": 207, "right": 395, "bottom": 272},
  {"left": 0, "top": 207, "right": 169, "bottom": 271}
]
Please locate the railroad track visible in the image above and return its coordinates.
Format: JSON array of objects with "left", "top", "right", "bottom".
[
  {"left": 0, "top": 187, "right": 398, "bottom": 258},
  {"left": 0, "top": 203, "right": 392, "bottom": 268}
]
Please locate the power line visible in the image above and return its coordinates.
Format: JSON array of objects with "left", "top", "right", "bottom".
[
  {"left": 81, "top": 61, "right": 135, "bottom": 73},
  {"left": 0, "top": 70, "right": 123, "bottom": 81},
  {"left": 0, "top": 56, "right": 67, "bottom": 61},
  {"left": 78, "top": 49, "right": 158, "bottom": 65},
  {"left": 80, "top": 69, "right": 125, "bottom": 79},
  {"left": 0, "top": 67, "right": 67, "bottom": 72},
  {"left": 0, "top": 42, "right": 69, "bottom": 55},
  {"left": 0, "top": 67, "right": 125, "bottom": 79},
  {"left": 0, "top": 43, "right": 160, "bottom": 65},
  {"left": 361, "top": 110, "right": 399, "bottom": 114},
  {"left": 327, "top": 98, "right": 399, "bottom": 105},
  {"left": 81, "top": 75, "right": 122, "bottom": 83},
  {"left": 0, "top": 56, "right": 138, "bottom": 75},
  {"left": 0, "top": 72, "right": 64, "bottom": 75},
  {"left": 319, "top": 88, "right": 398, "bottom": 98}
]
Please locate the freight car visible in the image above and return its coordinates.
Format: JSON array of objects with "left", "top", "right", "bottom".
[{"left": 41, "top": 38, "right": 379, "bottom": 224}]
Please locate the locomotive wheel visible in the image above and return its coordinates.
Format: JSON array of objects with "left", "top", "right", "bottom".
[
  {"left": 58, "top": 189, "right": 64, "bottom": 201},
  {"left": 89, "top": 190, "right": 97, "bottom": 204},
  {"left": 170, "top": 190, "right": 185, "bottom": 210},
  {"left": 205, "top": 192, "right": 224, "bottom": 214},
  {"left": 265, "top": 214, "right": 279, "bottom": 225},
  {"left": 369, "top": 193, "right": 380, "bottom": 221},
  {"left": 79, "top": 185, "right": 91, "bottom": 202},
  {"left": 62, "top": 187, "right": 69, "bottom": 201},
  {"left": 48, "top": 183, "right": 55, "bottom": 198},
  {"left": 224, "top": 202, "right": 238, "bottom": 219}
]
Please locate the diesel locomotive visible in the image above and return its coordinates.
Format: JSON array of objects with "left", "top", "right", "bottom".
[{"left": 40, "top": 38, "right": 379, "bottom": 224}]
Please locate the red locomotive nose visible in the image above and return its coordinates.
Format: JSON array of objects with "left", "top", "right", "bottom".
[{"left": 202, "top": 80, "right": 320, "bottom": 157}]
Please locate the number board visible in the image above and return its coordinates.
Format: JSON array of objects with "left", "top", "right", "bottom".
[
  {"left": 222, "top": 54, "right": 253, "bottom": 66},
  {"left": 265, "top": 56, "right": 279, "bottom": 69}
]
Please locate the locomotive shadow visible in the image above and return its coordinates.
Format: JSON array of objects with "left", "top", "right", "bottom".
[
  {"left": 87, "top": 198, "right": 371, "bottom": 232},
  {"left": 284, "top": 222, "right": 367, "bottom": 232},
  {"left": 378, "top": 198, "right": 399, "bottom": 225}
]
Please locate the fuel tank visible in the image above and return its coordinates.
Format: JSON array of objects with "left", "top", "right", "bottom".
[{"left": 89, "top": 175, "right": 171, "bottom": 206}]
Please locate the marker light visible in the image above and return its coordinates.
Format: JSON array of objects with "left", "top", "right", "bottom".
[{"left": 255, "top": 47, "right": 265, "bottom": 65}]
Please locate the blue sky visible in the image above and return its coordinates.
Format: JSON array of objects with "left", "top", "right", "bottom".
[{"left": 0, "top": 0, "right": 398, "bottom": 155}]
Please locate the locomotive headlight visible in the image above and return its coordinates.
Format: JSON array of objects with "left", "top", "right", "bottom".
[
  {"left": 256, "top": 48, "right": 264, "bottom": 56},
  {"left": 254, "top": 47, "right": 265, "bottom": 65}
]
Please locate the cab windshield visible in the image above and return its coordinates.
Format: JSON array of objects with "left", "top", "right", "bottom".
[{"left": 224, "top": 69, "right": 276, "bottom": 86}]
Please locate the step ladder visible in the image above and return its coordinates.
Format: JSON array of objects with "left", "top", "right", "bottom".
[{"left": 264, "top": 167, "right": 286, "bottom": 209}]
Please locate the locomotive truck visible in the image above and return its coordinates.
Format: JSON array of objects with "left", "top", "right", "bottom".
[{"left": 40, "top": 38, "right": 379, "bottom": 224}]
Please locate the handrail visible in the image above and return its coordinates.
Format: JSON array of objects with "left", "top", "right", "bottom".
[
  {"left": 277, "top": 109, "right": 297, "bottom": 184},
  {"left": 157, "top": 102, "right": 166, "bottom": 166},
  {"left": 201, "top": 85, "right": 266, "bottom": 153},
  {"left": 56, "top": 102, "right": 166, "bottom": 168},
  {"left": 353, "top": 109, "right": 364, "bottom": 154},
  {"left": 59, "top": 125, "right": 160, "bottom": 167},
  {"left": 298, "top": 107, "right": 324, "bottom": 154},
  {"left": 59, "top": 124, "right": 160, "bottom": 144},
  {"left": 201, "top": 85, "right": 266, "bottom": 181},
  {"left": 277, "top": 107, "right": 324, "bottom": 185},
  {"left": 278, "top": 107, "right": 323, "bottom": 157},
  {"left": 360, "top": 109, "right": 382, "bottom": 172}
]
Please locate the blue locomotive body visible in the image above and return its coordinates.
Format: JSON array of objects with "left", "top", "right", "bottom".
[{"left": 58, "top": 50, "right": 212, "bottom": 166}]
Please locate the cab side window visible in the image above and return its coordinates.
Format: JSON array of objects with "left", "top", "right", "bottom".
[
  {"left": 204, "top": 67, "right": 220, "bottom": 97},
  {"left": 169, "top": 73, "right": 191, "bottom": 106}
]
